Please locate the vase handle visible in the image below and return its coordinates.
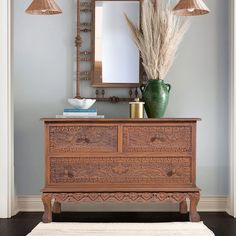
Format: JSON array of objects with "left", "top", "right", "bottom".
[
  {"left": 140, "top": 84, "right": 145, "bottom": 93},
  {"left": 166, "top": 83, "right": 171, "bottom": 93}
]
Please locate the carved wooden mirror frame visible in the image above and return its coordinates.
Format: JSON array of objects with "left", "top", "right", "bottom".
[{"left": 75, "top": 0, "right": 143, "bottom": 103}]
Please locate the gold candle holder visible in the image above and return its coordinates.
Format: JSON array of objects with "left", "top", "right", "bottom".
[{"left": 129, "top": 98, "right": 145, "bottom": 118}]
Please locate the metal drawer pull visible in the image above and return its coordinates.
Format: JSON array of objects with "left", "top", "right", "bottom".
[
  {"left": 167, "top": 169, "right": 176, "bottom": 177},
  {"left": 150, "top": 135, "right": 166, "bottom": 142},
  {"left": 76, "top": 137, "right": 90, "bottom": 143},
  {"left": 64, "top": 170, "right": 74, "bottom": 178}
]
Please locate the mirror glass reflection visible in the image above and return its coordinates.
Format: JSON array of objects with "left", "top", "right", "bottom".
[{"left": 94, "top": 1, "right": 140, "bottom": 84}]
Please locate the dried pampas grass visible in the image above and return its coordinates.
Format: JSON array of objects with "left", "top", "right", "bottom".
[{"left": 125, "top": 0, "right": 190, "bottom": 80}]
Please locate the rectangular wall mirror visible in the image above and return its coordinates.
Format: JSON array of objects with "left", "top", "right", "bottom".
[{"left": 92, "top": 0, "right": 141, "bottom": 88}]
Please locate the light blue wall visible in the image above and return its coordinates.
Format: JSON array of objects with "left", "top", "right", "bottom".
[{"left": 14, "top": 0, "right": 229, "bottom": 196}]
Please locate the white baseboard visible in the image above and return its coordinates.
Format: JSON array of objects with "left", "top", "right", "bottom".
[
  {"left": 16, "top": 195, "right": 228, "bottom": 213},
  {"left": 226, "top": 197, "right": 232, "bottom": 216}
]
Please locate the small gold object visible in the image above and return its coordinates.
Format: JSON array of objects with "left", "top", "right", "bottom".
[{"left": 129, "top": 98, "right": 145, "bottom": 119}]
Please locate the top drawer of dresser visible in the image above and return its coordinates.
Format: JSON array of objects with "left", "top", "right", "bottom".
[
  {"left": 123, "top": 125, "right": 193, "bottom": 154},
  {"left": 48, "top": 125, "right": 118, "bottom": 154}
]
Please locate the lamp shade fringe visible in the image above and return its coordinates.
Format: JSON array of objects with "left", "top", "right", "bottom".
[
  {"left": 173, "top": 0, "right": 210, "bottom": 16},
  {"left": 25, "top": 0, "right": 62, "bottom": 15}
]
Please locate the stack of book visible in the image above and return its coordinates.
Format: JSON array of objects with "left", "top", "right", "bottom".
[{"left": 56, "top": 108, "right": 104, "bottom": 118}]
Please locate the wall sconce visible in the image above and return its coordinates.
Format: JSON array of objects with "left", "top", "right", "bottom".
[
  {"left": 25, "top": 0, "right": 62, "bottom": 15},
  {"left": 173, "top": 0, "right": 210, "bottom": 16}
]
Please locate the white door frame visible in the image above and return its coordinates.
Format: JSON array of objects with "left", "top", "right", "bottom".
[
  {"left": 229, "top": 0, "right": 236, "bottom": 218},
  {"left": 0, "top": 0, "right": 15, "bottom": 218}
]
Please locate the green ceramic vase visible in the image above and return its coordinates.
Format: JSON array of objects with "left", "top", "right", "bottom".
[{"left": 141, "top": 79, "right": 171, "bottom": 118}]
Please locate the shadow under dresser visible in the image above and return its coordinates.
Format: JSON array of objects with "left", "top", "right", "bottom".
[{"left": 41, "top": 118, "right": 201, "bottom": 223}]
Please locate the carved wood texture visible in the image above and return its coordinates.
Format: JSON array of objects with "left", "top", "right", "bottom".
[
  {"left": 42, "top": 192, "right": 200, "bottom": 204},
  {"left": 42, "top": 119, "right": 200, "bottom": 222},
  {"left": 49, "top": 126, "right": 118, "bottom": 153},
  {"left": 50, "top": 157, "right": 192, "bottom": 185},
  {"left": 123, "top": 126, "right": 192, "bottom": 153}
]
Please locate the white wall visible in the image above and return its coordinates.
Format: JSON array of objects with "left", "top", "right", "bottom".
[{"left": 14, "top": 0, "right": 229, "bottom": 197}]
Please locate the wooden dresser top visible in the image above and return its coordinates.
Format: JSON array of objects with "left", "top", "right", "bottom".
[{"left": 41, "top": 118, "right": 201, "bottom": 123}]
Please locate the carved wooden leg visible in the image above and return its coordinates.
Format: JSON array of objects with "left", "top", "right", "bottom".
[
  {"left": 42, "top": 193, "right": 52, "bottom": 223},
  {"left": 53, "top": 201, "right": 61, "bottom": 214},
  {"left": 189, "top": 193, "right": 200, "bottom": 222},
  {"left": 179, "top": 199, "right": 188, "bottom": 214}
]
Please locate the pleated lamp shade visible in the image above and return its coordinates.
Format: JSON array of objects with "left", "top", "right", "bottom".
[
  {"left": 173, "top": 0, "right": 210, "bottom": 16},
  {"left": 25, "top": 0, "right": 62, "bottom": 15}
]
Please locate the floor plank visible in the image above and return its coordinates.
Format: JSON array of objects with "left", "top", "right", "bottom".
[{"left": 0, "top": 212, "right": 235, "bottom": 236}]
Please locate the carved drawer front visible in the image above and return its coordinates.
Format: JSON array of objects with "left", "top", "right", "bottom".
[
  {"left": 123, "top": 126, "right": 192, "bottom": 154},
  {"left": 49, "top": 156, "right": 192, "bottom": 186},
  {"left": 48, "top": 125, "right": 118, "bottom": 153}
]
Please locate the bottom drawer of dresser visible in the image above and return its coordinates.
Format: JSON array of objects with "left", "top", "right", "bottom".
[{"left": 48, "top": 156, "right": 192, "bottom": 188}]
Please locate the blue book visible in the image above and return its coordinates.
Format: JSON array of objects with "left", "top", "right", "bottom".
[{"left": 64, "top": 108, "right": 97, "bottom": 113}]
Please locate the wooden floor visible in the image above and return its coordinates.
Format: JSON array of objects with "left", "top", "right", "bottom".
[{"left": 0, "top": 212, "right": 235, "bottom": 236}]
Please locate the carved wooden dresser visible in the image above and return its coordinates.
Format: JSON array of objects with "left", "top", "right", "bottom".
[{"left": 41, "top": 118, "right": 201, "bottom": 223}]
